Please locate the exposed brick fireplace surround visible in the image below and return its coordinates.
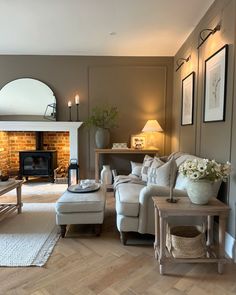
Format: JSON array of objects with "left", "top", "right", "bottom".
[
  {"left": 0, "top": 121, "right": 82, "bottom": 177},
  {"left": 0, "top": 131, "right": 69, "bottom": 176}
]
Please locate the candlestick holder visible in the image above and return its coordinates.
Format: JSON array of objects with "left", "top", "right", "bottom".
[
  {"left": 68, "top": 106, "right": 72, "bottom": 121},
  {"left": 166, "top": 186, "right": 178, "bottom": 203},
  {"left": 76, "top": 104, "right": 79, "bottom": 121}
]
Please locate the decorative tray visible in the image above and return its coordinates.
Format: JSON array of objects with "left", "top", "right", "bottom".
[{"left": 67, "top": 183, "right": 101, "bottom": 193}]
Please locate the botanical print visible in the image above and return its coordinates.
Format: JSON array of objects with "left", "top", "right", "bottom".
[
  {"left": 181, "top": 72, "right": 194, "bottom": 125},
  {"left": 204, "top": 45, "right": 228, "bottom": 122},
  {"left": 208, "top": 64, "right": 221, "bottom": 110},
  {"left": 182, "top": 80, "right": 192, "bottom": 124}
]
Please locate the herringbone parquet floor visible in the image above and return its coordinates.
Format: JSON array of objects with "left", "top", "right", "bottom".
[{"left": 0, "top": 183, "right": 236, "bottom": 295}]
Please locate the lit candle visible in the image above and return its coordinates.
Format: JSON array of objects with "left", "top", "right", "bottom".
[
  {"left": 75, "top": 94, "right": 80, "bottom": 105},
  {"left": 68, "top": 101, "right": 72, "bottom": 108}
]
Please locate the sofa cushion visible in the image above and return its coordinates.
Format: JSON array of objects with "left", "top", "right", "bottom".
[
  {"left": 130, "top": 161, "right": 143, "bottom": 178},
  {"left": 147, "top": 157, "right": 177, "bottom": 187},
  {"left": 141, "top": 155, "right": 154, "bottom": 182},
  {"left": 55, "top": 188, "right": 105, "bottom": 213},
  {"left": 115, "top": 183, "right": 145, "bottom": 217}
]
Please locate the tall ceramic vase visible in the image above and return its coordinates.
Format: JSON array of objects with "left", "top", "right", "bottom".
[
  {"left": 95, "top": 128, "right": 110, "bottom": 148},
  {"left": 187, "top": 180, "right": 214, "bottom": 205},
  {"left": 100, "top": 165, "right": 112, "bottom": 185}
]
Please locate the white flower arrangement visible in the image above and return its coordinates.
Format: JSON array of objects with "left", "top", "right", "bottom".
[{"left": 179, "top": 158, "right": 231, "bottom": 182}]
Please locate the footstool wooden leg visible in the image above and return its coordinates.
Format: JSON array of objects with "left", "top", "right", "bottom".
[
  {"left": 60, "top": 225, "right": 67, "bottom": 238},
  {"left": 94, "top": 224, "right": 102, "bottom": 236}
]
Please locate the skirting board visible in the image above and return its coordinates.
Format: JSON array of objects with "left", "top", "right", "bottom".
[
  {"left": 225, "top": 231, "right": 236, "bottom": 262},
  {"left": 214, "top": 224, "right": 236, "bottom": 262}
]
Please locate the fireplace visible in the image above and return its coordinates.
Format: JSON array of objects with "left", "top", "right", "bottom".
[
  {"left": 19, "top": 150, "right": 57, "bottom": 182},
  {"left": 0, "top": 121, "right": 82, "bottom": 177}
]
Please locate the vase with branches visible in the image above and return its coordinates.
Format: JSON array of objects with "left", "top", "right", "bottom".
[{"left": 85, "top": 105, "right": 118, "bottom": 148}]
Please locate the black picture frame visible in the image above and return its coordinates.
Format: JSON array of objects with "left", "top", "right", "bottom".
[
  {"left": 203, "top": 44, "right": 228, "bottom": 122},
  {"left": 181, "top": 72, "right": 195, "bottom": 126}
]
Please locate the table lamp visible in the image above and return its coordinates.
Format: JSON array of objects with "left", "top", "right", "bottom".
[{"left": 142, "top": 119, "right": 163, "bottom": 149}]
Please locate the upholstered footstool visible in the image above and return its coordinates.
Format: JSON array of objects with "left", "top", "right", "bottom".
[{"left": 55, "top": 185, "right": 106, "bottom": 237}]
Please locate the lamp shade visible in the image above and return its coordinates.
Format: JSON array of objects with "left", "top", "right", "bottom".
[{"left": 142, "top": 120, "right": 163, "bottom": 132}]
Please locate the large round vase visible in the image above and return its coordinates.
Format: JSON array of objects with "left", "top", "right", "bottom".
[
  {"left": 187, "top": 180, "right": 213, "bottom": 205},
  {"left": 100, "top": 165, "right": 112, "bottom": 185},
  {"left": 95, "top": 128, "right": 110, "bottom": 148}
]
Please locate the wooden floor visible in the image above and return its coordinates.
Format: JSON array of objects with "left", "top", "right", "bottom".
[{"left": 0, "top": 184, "right": 236, "bottom": 295}]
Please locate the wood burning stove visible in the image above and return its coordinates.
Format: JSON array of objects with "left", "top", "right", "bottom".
[
  {"left": 19, "top": 132, "right": 57, "bottom": 181},
  {"left": 19, "top": 150, "right": 57, "bottom": 181}
]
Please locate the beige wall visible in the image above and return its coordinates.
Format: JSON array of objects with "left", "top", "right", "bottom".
[
  {"left": 171, "top": 0, "right": 236, "bottom": 238},
  {"left": 0, "top": 56, "right": 173, "bottom": 178}
]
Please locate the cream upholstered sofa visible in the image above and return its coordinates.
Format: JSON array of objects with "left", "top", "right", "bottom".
[{"left": 114, "top": 152, "right": 221, "bottom": 245}]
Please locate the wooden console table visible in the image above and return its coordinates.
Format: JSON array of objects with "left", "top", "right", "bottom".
[
  {"left": 95, "top": 148, "right": 159, "bottom": 181},
  {"left": 152, "top": 196, "right": 230, "bottom": 275},
  {"left": 0, "top": 180, "right": 23, "bottom": 222}
]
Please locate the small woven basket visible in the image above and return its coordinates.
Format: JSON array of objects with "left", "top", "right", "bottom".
[{"left": 166, "top": 225, "right": 206, "bottom": 258}]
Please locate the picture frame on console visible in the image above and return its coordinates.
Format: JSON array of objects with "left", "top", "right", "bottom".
[
  {"left": 203, "top": 45, "right": 228, "bottom": 122},
  {"left": 181, "top": 72, "right": 194, "bottom": 126},
  {"left": 130, "top": 135, "right": 146, "bottom": 149}
]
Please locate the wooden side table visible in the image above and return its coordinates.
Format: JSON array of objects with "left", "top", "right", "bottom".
[
  {"left": 0, "top": 180, "right": 23, "bottom": 222},
  {"left": 95, "top": 148, "right": 159, "bottom": 182},
  {"left": 152, "top": 196, "right": 230, "bottom": 275}
]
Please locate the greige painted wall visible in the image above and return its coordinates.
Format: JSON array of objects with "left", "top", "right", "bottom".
[
  {"left": 171, "top": 0, "right": 236, "bottom": 238},
  {"left": 0, "top": 56, "right": 173, "bottom": 178}
]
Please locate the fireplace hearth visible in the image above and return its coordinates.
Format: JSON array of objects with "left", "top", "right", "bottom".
[{"left": 19, "top": 150, "right": 57, "bottom": 182}]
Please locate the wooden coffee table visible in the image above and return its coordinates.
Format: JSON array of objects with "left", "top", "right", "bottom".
[{"left": 0, "top": 180, "right": 24, "bottom": 221}]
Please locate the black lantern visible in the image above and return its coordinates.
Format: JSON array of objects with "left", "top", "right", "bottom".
[{"left": 68, "top": 159, "right": 79, "bottom": 187}]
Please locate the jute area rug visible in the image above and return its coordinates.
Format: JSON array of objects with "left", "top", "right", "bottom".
[{"left": 0, "top": 203, "right": 59, "bottom": 267}]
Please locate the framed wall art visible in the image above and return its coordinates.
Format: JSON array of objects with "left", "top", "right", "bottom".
[
  {"left": 130, "top": 135, "right": 146, "bottom": 149},
  {"left": 181, "top": 72, "right": 195, "bottom": 125},
  {"left": 203, "top": 44, "right": 228, "bottom": 122}
]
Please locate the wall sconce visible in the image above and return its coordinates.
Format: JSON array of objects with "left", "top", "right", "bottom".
[
  {"left": 142, "top": 119, "right": 163, "bottom": 149},
  {"left": 175, "top": 55, "right": 191, "bottom": 72},
  {"left": 197, "top": 23, "right": 221, "bottom": 49}
]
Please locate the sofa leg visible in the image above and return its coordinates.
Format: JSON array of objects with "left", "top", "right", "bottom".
[
  {"left": 60, "top": 225, "right": 67, "bottom": 238},
  {"left": 94, "top": 224, "right": 102, "bottom": 236},
  {"left": 120, "top": 231, "right": 127, "bottom": 245}
]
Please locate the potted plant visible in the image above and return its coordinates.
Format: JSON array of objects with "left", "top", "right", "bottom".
[
  {"left": 179, "top": 158, "right": 231, "bottom": 204},
  {"left": 85, "top": 105, "right": 118, "bottom": 148}
]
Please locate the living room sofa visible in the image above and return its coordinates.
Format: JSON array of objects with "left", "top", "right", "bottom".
[{"left": 114, "top": 152, "right": 221, "bottom": 245}]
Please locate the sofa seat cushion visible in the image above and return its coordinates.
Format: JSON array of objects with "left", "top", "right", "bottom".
[
  {"left": 56, "top": 188, "right": 106, "bottom": 213},
  {"left": 115, "top": 183, "right": 145, "bottom": 217}
]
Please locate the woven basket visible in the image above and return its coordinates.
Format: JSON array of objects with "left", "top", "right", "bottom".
[{"left": 166, "top": 225, "right": 206, "bottom": 258}]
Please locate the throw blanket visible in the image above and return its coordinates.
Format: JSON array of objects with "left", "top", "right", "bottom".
[{"left": 113, "top": 174, "right": 145, "bottom": 189}]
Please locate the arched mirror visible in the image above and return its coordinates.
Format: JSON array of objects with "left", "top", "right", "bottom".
[{"left": 0, "top": 78, "right": 56, "bottom": 121}]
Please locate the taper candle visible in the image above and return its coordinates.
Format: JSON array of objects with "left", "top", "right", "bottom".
[{"left": 75, "top": 94, "right": 80, "bottom": 105}]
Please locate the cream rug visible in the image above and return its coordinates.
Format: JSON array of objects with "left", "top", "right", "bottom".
[
  {"left": 21, "top": 182, "right": 67, "bottom": 195},
  {"left": 0, "top": 203, "right": 60, "bottom": 267}
]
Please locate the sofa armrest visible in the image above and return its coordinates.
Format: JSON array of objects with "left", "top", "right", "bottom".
[
  {"left": 138, "top": 185, "right": 187, "bottom": 234},
  {"left": 139, "top": 185, "right": 187, "bottom": 204}
]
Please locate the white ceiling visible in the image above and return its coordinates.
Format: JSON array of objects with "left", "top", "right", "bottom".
[{"left": 0, "top": 0, "right": 214, "bottom": 56}]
